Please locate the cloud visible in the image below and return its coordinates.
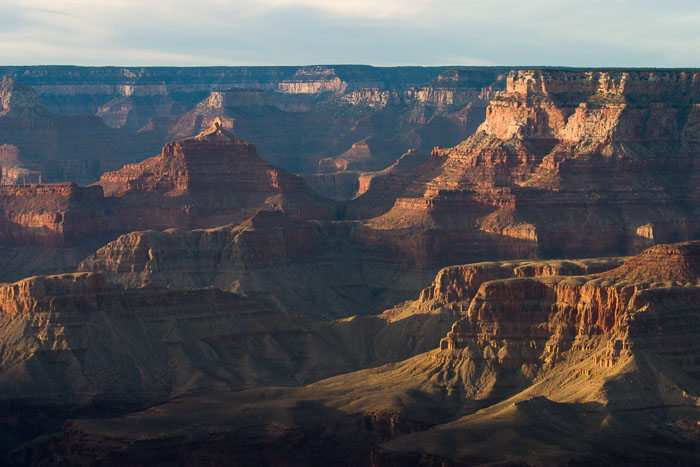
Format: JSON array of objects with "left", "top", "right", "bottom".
[
  {"left": 0, "top": 0, "right": 698, "bottom": 66},
  {"left": 258, "top": 0, "right": 427, "bottom": 20}
]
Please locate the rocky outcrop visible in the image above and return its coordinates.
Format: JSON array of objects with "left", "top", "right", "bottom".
[
  {"left": 42, "top": 243, "right": 700, "bottom": 466},
  {"left": 96, "top": 121, "right": 335, "bottom": 230},
  {"left": 0, "top": 271, "right": 294, "bottom": 406},
  {"left": 0, "top": 77, "right": 50, "bottom": 119},
  {"left": 0, "top": 183, "right": 108, "bottom": 247},
  {"left": 439, "top": 241, "right": 700, "bottom": 374},
  {"left": 419, "top": 256, "right": 625, "bottom": 304},
  {"left": 300, "top": 149, "right": 428, "bottom": 201},
  {"left": 76, "top": 209, "right": 422, "bottom": 319},
  {"left": 0, "top": 124, "right": 336, "bottom": 280},
  {"left": 12, "top": 243, "right": 700, "bottom": 466},
  {"left": 0, "top": 121, "right": 332, "bottom": 233},
  {"left": 368, "top": 241, "right": 700, "bottom": 465}
]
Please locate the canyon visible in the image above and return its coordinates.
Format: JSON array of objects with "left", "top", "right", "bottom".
[
  {"left": 17, "top": 242, "right": 699, "bottom": 466},
  {"left": 0, "top": 66, "right": 698, "bottom": 466},
  {"left": 0, "top": 66, "right": 507, "bottom": 178}
]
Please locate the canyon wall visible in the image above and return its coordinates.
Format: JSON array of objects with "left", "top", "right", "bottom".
[
  {"left": 351, "top": 69, "right": 700, "bottom": 262},
  {"left": 44, "top": 242, "right": 700, "bottom": 466},
  {"left": 0, "top": 77, "right": 161, "bottom": 185}
]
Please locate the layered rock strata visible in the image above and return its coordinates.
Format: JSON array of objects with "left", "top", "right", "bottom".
[
  {"left": 97, "top": 121, "right": 335, "bottom": 229},
  {"left": 351, "top": 69, "right": 700, "bottom": 262},
  {"left": 0, "top": 183, "right": 107, "bottom": 247},
  {"left": 0, "top": 124, "right": 335, "bottom": 281},
  {"left": 0, "top": 77, "right": 159, "bottom": 185},
  {"left": 50, "top": 242, "right": 700, "bottom": 466},
  {"left": 163, "top": 68, "right": 505, "bottom": 173},
  {"left": 373, "top": 241, "right": 700, "bottom": 465}
]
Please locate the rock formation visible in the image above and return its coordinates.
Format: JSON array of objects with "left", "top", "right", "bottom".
[
  {"left": 373, "top": 241, "right": 700, "bottom": 465},
  {"left": 157, "top": 68, "right": 505, "bottom": 174},
  {"left": 301, "top": 149, "right": 430, "bottom": 201},
  {"left": 45, "top": 242, "right": 700, "bottom": 466},
  {"left": 97, "top": 120, "right": 335, "bottom": 230},
  {"left": 0, "top": 183, "right": 108, "bottom": 247},
  {"left": 0, "top": 65, "right": 507, "bottom": 176},
  {"left": 351, "top": 69, "right": 700, "bottom": 263},
  {"left": 0, "top": 124, "right": 335, "bottom": 281},
  {"left": 2, "top": 67, "right": 700, "bottom": 466},
  {"left": 77, "top": 209, "right": 419, "bottom": 319}
]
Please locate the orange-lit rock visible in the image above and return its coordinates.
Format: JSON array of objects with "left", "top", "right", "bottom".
[{"left": 351, "top": 70, "right": 700, "bottom": 264}]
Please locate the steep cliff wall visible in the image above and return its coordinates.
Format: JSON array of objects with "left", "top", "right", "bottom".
[
  {"left": 0, "top": 183, "right": 108, "bottom": 247},
  {"left": 351, "top": 69, "right": 700, "bottom": 264}
]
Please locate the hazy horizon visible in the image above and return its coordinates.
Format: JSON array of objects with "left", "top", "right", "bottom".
[{"left": 2, "top": 0, "right": 699, "bottom": 68}]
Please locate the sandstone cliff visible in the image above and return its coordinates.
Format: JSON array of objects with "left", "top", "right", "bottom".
[
  {"left": 96, "top": 121, "right": 335, "bottom": 230},
  {"left": 77, "top": 209, "right": 423, "bottom": 319},
  {"left": 373, "top": 241, "right": 700, "bottom": 465},
  {"left": 351, "top": 69, "right": 700, "bottom": 263},
  {"left": 0, "top": 183, "right": 108, "bottom": 247},
  {"left": 0, "top": 65, "right": 506, "bottom": 176},
  {"left": 0, "top": 123, "right": 337, "bottom": 281}
]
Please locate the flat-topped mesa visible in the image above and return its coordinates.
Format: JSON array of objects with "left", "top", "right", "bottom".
[
  {"left": 419, "top": 257, "right": 626, "bottom": 304},
  {"left": 0, "top": 271, "right": 255, "bottom": 317},
  {"left": 0, "top": 272, "right": 110, "bottom": 314},
  {"left": 601, "top": 241, "right": 700, "bottom": 284}
]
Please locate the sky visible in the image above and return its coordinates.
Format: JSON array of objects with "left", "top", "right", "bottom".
[{"left": 1, "top": 0, "right": 699, "bottom": 67}]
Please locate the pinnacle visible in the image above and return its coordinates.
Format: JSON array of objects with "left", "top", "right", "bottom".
[{"left": 192, "top": 118, "right": 236, "bottom": 142}]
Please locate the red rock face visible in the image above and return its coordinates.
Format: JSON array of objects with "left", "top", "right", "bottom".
[
  {"left": 0, "top": 123, "right": 337, "bottom": 283},
  {"left": 0, "top": 183, "right": 108, "bottom": 247},
  {"left": 352, "top": 70, "right": 700, "bottom": 264},
  {"left": 439, "top": 241, "right": 700, "bottom": 375},
  {"left": 418, "top": 256, "right": 625, "bottom": 304},
  {"left": 97, "top": 121, "right": 335, "bottom": 230}
]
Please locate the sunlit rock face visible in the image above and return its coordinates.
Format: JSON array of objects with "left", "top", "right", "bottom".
[
  {"left": 96, "top": 121, "right": 335, "bottom": 230},
  {"left": 350, "top": 70, "right": 700, "bottom": 265}
]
